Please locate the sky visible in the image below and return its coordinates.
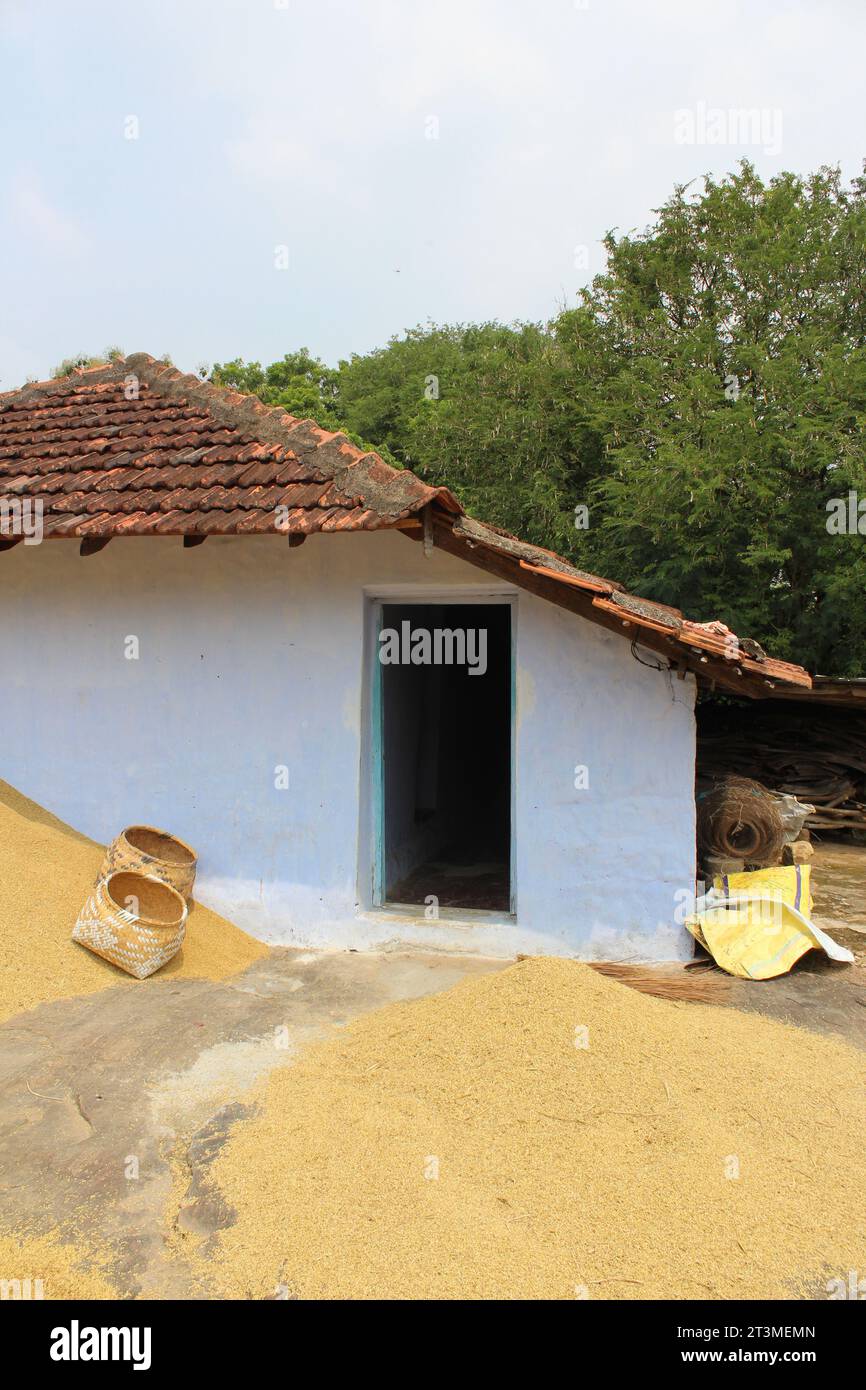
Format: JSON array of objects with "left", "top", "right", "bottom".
[{"left": 1, "top": 0, "right": 864, "bottom": 389}]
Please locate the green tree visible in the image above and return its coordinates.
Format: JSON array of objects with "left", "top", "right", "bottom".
[
  {"left": 336, "top": 321, "right": 603, "bottom": 553},
  {"left": 564, "top": 161, "right": 866, "bottom": 673},
  {"left": 210, "top": 350, "right": 341, "bottom": 428}
]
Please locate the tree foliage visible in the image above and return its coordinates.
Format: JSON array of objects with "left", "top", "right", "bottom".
[
  {"left": 210, "top": 350, "right": 341, "bottom": 429},
  {"left": 566, "top": 161, "right": 866, "bottom": 673},
  {"left": 334, "top": 162, "right": 866, "bottom": 674},
  {"left": 337, "top": 323, "right": 600, "bottom": 551}
]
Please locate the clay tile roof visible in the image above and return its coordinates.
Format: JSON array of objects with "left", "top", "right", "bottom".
[
  {"left": 0, "top": 352, "right": 811, "bottom": 694},
  {"left": 0, "top": 353, "right": 461, "bottom": 539}
]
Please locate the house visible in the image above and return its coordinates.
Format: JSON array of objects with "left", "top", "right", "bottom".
[{"left": 0, "top": 354, "right": 812, "bottom": 959}]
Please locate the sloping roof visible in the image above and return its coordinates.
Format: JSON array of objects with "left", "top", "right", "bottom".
[
  {"left": 0, "top": 353, "right": 460, "bottom": 537},
  {"left": 0, "top": 352, "right": 811, "bottom": 696},
  {"left": 430, "top": 516, "right": 811, "bottom": 695}
]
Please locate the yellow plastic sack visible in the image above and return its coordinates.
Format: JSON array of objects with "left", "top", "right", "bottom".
[
  {"left": 716, "top": 865, "right": 812, "bottom": 917},
  {"left": 685, "top": 865, "right": 851, "bottom": 980}
]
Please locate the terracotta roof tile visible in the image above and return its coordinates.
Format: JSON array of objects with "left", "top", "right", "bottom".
[{"left": 0, "top": 353, "right": 458, "bottom": 540}]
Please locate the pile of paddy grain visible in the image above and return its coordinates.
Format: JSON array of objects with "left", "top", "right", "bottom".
[
  {"left": 190, "top": 957, "right": 866, "bottom": 1301},
  {"left": 0, "top": 1230, "right": 116, "bottom": 1300},
  {"left": 0, "top": 779, "right": 267, "bottom": 1024}
]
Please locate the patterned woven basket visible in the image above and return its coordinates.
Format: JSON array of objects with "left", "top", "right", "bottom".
[
  {"left": 73, "top": 870, "right": 188, "bottom": 979},
  {"left": 99, "top": 825, "right": 197, "bottom": 901}
]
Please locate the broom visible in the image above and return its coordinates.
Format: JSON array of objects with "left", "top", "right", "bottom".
[{"left": 588, "top": 960, "right": 731, "bottom": 1003}]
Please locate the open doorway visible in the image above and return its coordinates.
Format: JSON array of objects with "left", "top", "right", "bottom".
[{"left": 375, "top": 601, "right": 512, "bottom": 913}]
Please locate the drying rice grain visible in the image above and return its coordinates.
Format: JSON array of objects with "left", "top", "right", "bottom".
[
  {"left": 191, "top": 957, "right": 866, "bottom": 1300},
  {"left": 0, "top": 1229, "right": 116, "bottom": 1300}
]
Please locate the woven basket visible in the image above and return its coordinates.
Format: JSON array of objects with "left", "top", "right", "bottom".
[
  {"left": 99, "top": 825, "right": 197, "bottom": 901},
  {"left": 73, "top": 870, "right": 187, "bottom": 979}
]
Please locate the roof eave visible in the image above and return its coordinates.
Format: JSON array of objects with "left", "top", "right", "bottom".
[{"left": 421, "top": 510, "right": 812, "bottom": 699}]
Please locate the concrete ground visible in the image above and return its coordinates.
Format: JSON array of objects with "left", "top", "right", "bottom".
[{"left": 1, "top": 844, "right": 865, "bottom": 1299}]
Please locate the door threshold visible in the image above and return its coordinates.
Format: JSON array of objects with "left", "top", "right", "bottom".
[{"left": 367, "top": 902, "right": 516, "bottom": 927}]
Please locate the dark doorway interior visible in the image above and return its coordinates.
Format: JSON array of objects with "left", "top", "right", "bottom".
[{"left": 381, "top": 603, "right": 511, "bottom": 911}]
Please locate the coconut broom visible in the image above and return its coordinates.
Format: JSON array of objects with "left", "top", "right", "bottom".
[{"left": 588, "top": 960, "right": 731, "bottom": 1002}]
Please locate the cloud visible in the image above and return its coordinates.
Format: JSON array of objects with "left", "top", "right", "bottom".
[
  {"left": 359, "top": 0, "right": 550, "bottom": 115},
  {"left": 224, "top": 122, "right": 343, "bottom": 193},
  {"left": 9, "top": 169, "right": 87, "bottom": 256}
]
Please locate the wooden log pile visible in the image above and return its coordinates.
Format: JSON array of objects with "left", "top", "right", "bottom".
[{"left": 697, "top": 703, "right": 866, "bottom": 834}]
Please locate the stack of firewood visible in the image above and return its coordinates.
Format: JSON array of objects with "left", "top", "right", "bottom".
[{"left": 697, "top": 704, "right": 866, "bottom": 834}]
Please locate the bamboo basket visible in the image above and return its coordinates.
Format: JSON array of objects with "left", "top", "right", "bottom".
[
  {"left": 99, "top": 825, "right": 197, "bottom": 901},
  {"left": 73, "top": 870, "right": 187, "bottom": 979}
]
